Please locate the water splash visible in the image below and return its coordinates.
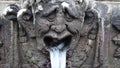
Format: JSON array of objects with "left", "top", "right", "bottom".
[{"left": 50, "top": 43, "right": 67, "bottom": 68}]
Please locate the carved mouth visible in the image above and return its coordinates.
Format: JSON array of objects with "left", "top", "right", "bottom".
[
  {"left": 44, "top": 35, "right": 72, "bottom": 49},
  {"left": 43, "top": 34, "right": 72, "bottom": 68}
]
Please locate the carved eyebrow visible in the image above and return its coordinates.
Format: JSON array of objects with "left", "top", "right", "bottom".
[
  {"left": 63, "top": 7, "right": 79, "bottom": 18},
  {"left": 42, "top": 5, "right": 58, "bottom": 17}
]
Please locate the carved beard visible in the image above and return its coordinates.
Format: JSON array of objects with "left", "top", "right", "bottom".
[
  {"left": 67, "top": 38, "right": 92, "bottom": 68},
  {"left": 21, "top": 34, "right": 93, "bottom": 68}
]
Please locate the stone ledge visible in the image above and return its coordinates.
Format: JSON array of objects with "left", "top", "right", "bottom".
[
  {"left": 96, "top": 1, "right": 120, "bottom": 5},
  {"left": 0, "top": 1, "right": 19, "bottom": 3}
]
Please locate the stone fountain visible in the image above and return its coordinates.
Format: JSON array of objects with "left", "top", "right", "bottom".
[{"left": 0, "top": 0, "right": 120, "bottom": 68}]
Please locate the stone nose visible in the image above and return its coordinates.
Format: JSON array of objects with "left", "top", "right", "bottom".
[{"left": 51, "top": 25, "right": 66, "bottom": 33}]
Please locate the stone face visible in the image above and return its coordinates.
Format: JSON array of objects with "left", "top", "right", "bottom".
[
  {"left": 16, "top": 0, "right": 99, "bottom": 67},
  {"left": 1, "top": 0, "right": 120, "bottom": 68}
]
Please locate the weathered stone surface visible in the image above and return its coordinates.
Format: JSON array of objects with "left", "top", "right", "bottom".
[
  {"left": 114, "top": 48, "right": 120, "bottom": 58},
  {"left": 111, "top": 6, "right": 120, "bottom": 31},
  {"left": 96, "top": 0, "right": 120, "bottom": 1},
  {"left": 1, "top": 0, "right": 120, "bottom": 68},
  {"left": 0, "top": 1, "right": 19, "bottom": 14},
  {"left": 113, "top": 34, "right": 120, "bottom": 45}
]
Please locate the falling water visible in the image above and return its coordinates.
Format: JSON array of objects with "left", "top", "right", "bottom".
[
  {"left": 101, "top": 18, "right": 105, "bottom": 51},
  {"left": 50, "top": 43, "right": 67, "bottom": 68}
]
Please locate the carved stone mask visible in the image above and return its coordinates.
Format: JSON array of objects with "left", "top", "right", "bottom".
[
  {"left": 16, "top": 0, "right": 99, "bottom": 67},
  {"left": 35, "top": 1, "right": 85, "bottom": 50}
]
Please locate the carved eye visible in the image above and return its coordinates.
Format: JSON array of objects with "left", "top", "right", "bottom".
[
  {"left": 47, "top": 13, "right": 56, "bottom": 22},
  {"left": 42, "top": 5, "right": 58, "bottom": 22},
  {"left": 64, "top": 13, "right": 73, "bottom": 22},
  {"left": 64, "top": 8, "right": 75, "bottom": 22}
]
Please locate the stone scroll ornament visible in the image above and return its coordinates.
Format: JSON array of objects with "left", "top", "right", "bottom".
[{"left": 3, "top": 0, "right": 99, "bottom": 68}]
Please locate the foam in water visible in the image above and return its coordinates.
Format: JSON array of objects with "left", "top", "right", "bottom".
[{"left": 50, "top": 43, "right": 67, "bottom": 68}]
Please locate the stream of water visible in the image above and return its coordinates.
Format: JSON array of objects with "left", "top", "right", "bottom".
[{"left": 50, "top": 43, "right": 67, "bottom": 68}]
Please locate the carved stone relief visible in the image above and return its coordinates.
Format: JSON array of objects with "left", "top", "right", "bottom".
[
  {"left": 112, "top": 22, "right": 120, "bottom": 58},
  {"left": 1, "top": 0, "right": 120, "bottom": 68}
]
